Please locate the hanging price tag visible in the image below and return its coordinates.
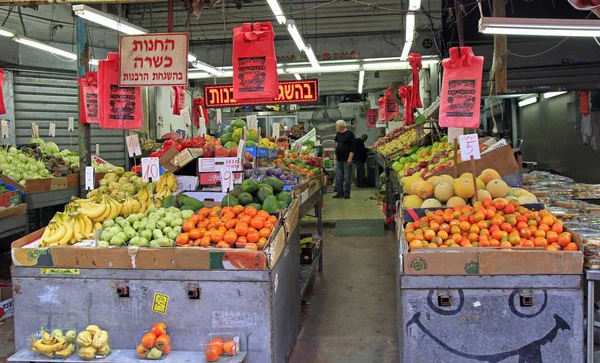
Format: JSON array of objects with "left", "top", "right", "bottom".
[
  {"left": 31, "top": 123, "right": 39, "bottom": 138},
  {"left": 170, "top": 88, "right": 175, "bottom": 109},
  {"left": 125, "top": 134, "right": 142, "bottom": 158},
  {"left": 95, "top": 144, "right": 99, "bottom": 156},
  {"left": 176, "top": 175, "right": 199, "bottom": 192},
  {"left": 141, "top": 157, "right": 160, "bottom": 182},
  {"left": 68, "top": 117, "right": 74, "bottom": 132},
  {"left": 49, "top": 123, "right": 56, "bottom": 137},
  {"left": 459, "top": 133, "right": 481, "bottom": 162},
  {"left": 220, "top": 167, "right": 235, "bottom": 193},
  {"left": 272, "top": 123, "right": 280, "bottom": 138},
  {"left": 294, "top": 141, "right": 302, "bottom": 154},
  {"left": 85, "top": 166, "right": 95, "bottom": 191},
  {"left": 247, "top": 115, "right": 258, "bottom": 130},
  {"left": 198, "top": 106, "right": 205, "bottom": 125},
  {"left": 181, "top": 107, "right": 192, "bottom": 127},
  {"left": 237, "top": 139, "right": 246, "bottom": 166},
  {"left": 1, "top": 120, "right": 8, "bottom": 139},
  {"left": 198, "top": 120, "right": 207, "bottom": 137},
  {"left": 216, "top": 109, "right": 222, "bottom": 125}
]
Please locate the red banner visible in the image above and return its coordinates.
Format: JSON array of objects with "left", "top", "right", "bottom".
[
  {"left": 367, "top": 109, "right": 377, "bottom": 128},
  {"left": 204, "top": 80, "right": 318, "bottom": 108},
  {"left": 78, "top": 72, "right": 99, "bottom": 124}
]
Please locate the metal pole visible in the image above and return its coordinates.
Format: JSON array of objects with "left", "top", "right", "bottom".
[
  {"left": 167, "top": 0, "right": 174, "bottom": 32},
  {"left": 511, "top": 99, "right": 518, "bottom": 148},
  {"left": 77, "top": 18, "right": 91, "bottom": 197}
]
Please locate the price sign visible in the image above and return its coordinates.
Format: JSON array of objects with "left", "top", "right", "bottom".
[
  {"left": 448, "top": 127, "right": 463, "bottom": 143},
  {"left": 220, "top": 167, "right": 235, "bottom": 193},
  {"left": 272, "top": 123, "right": 280, "bottom": 138},
  {"left": 176, "top": 176, "right": 199, "bottom": 191},
  {"left": 198, "top": 120, "right": 207, "bottom": 137},
  {"left": 49, "top": 123, "right": 56, "bottom": 137},
  {"left": 181, "top": 107, "right": 192, "bottom": 127},
  {"left": 85, "top": 166, "right": 95, "bottom": 191},
  {"left": 68, "top": 117, "right": 74, "bottom": 132},
  {"left": 31, "top": 123, "right": 39, "bottom": 138},
  {"left": 216, "top": 109, "right": 222, "bottom": 125},
  {"left": 1, "top": 120, "right": 8, "bottom": 139},
  {"left": 247, "top": 115, "right": 258, "bottom": 130},
  {"left": 237, "top": 139, "right": 246, "bottom": 166},
  {"left": 126, "top": 134, "right": 142, "bottom": 157},
  {"left": 141, "top": 157, "right": 160, "bottom": 182},
  {"left": 294, "top": 141, "right": 302, "bottom": 154},
  {"left": 459, "top": 133, "right": 481, "bottom": 161},
  {"left": 95, "top": 144, "right": 100, "bottom": 156}
]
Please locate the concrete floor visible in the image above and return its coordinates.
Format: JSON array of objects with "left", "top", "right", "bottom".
[
  {"left": 304, "top": 187, "right": 385, "bottom": 224},
  {"left": 0, "top": 317, "right": 14, "bottom": 363}
]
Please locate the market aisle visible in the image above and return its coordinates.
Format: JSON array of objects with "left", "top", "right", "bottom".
[
  {"left": 0, "top": 317, "right": 14, "bottom": 363},
  {"left": 289, "top": 225, "right": 398, "bottom": 363}
]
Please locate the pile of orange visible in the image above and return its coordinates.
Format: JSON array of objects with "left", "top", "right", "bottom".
[
  {"left": 205, "top": 338, "right": 237, "bottom": 361},
  {"left": 176, "top": 205, "right": 277, "bottom": 250},
  {"left": 405, "top": 198, "right": 578, "bottom": 251}
]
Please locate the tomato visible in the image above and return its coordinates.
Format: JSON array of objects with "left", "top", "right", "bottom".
[
  {"left": 156, "top": 335, "right": 170, "bottom": 350},
  {"left": 247, "top": 230, "right": 260, "bottom": 243},
  {"left": 137, "top": 344, "right": 149, "bottom": 358},
  {"left": 211, "top": 231, "right": 224, "bottom": 243},
  {"left": 245, "top": 206, "right": 258, "bottom": 217},
  {"left": 259, "top": 228, "right": 271, "bottom": 239},
  {"left": 210, "top": 339, "right": 224, "bottom": 355},
  {"left": 176, "top": 233, "right": 190, "bottom": 246},
  {"left": 224, "top": 230, "right": 238, "bottom": 244},
  {"left": 206, "top": 345, "right": 220, "bottom": 362},
  {"left": 182, "top": 220, "right": 195, "bottom": 232},
  {"left": 200, "top": 236, "right": 211, "bottom": 247},
  {"left": 189, "top": 229, "right": 202, "bottom": 240},
  {"left": 235, "top": 222, "right": 249, "bottom": 236},
  {"left": 245, "top": 243, "right": 259, "bottom": 250},
  {"left": 150, "top": 322, "right": 167, "bottom": 337},
  {"left": 141, "top": 332, "right": 157, "bottom": 349}
]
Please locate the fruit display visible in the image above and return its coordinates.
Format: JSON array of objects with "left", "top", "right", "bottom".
[
  {"left": 245, "top": 167, "right": 303, "bottom": 189},
  {"left": 392, "top": 138, "right": 454, "bottom": 178},
  {"left": 153, "top": 172, "right": 178, "bottom": 206},
  {"left": 220, "top": 119, "right": 259, "bottom": 146},
  {"left": 274, "top": 155, "right": 321, "bottom": 178},
  {"left": 404, "top": 201, "right": 578, "bottom": 251},
  {"left": 259, "top": 137, "right": 277, "bottom": 150},
  {"left": 202, "top": 335, "right": 239, "bottom": 361},
  {"left": 177, "top": 205, "right": 278, "bottom": 250},
  {"left": 0, "top": 146, "right": 64, "bottom": 184},
  {"left": 376, "top": 128, "right": 419, "bottom": 157},
  {"left": 136, "top": 322, "right": 171, "bottom": 359},
  {"left": 224, "top": 178, "right": 293, "bottom": 211},
  {"left": 88, "top": 170, "right": 149, "bottom": 203},
  {"left": 370, "top": 125, "right": 413, "bottom": 149},
  {"left": 76, "top": 325, "right": 111, "bottom": 360},
  {"left": 162, "top": 193, "right": 206, "bottom": 212},
  {"left": 39, "top": 209, "right": 96, "bottom": 247},
  {"left": 401, "top": 168, "right": 539, "bottom": 209},
  {"left": 97, "top": 207, "right": 191, "bottom": 247},
  {"left": 140, "top": 136, "right": 162, "bottom": 153},
  {"left": 30, "top": 327, "right": 76, "bottom": 358},
  {"left": 92, "top": 156, "right": 124, "bottom": 173}
]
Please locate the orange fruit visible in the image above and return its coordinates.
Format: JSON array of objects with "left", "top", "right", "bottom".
[
  {"left": 257, "top": 237, "right": 268, "bottom": 250},
  {"left": 437, "top": 231, "right": 449, "bottom": 240},
  {"left": 235, "top": 222, "right": 249, "bottom": 236},
  {"left": 424, "top": 230, "right": 436, "bottom": 241},
  {"left": 552, "top": 223, "right": 564, "bottom": 234},
  {"left": 259, "top": 228, "right": 271, "bottom": 239},
  {"left": 500, "top": 241, "right": 512, "bottom": 248},
  {"left": 246, "top": 243, "right": 259, "bottom": 251},
  {"left": 182, "top": 220, "right": 195, "bottom": 232},
  {"left": 247, "top": 229, "right": 260, "bottom": 243},
  {"left": 533, "top": 237, "right": 547, "bottom": 247},
  {"left": 546, "top": 231, "right": 558, "bottom": 243},
  {"left": 176, "top": 233, "right": 190, "bottom": 246},
  {"left": 237, "top": 236, "right": 247, "bottom": 244},
  {"left": 251, "top": 218, "right": 265, "bottom": 230},
  {"left": 459, "top": 221, "right": 471, "bottom": 232},
  {"left": 216, "top": 241, "right": 230, "bottom": 248},
  {"left": 206, "top": 345, "right": 220, "bottom": 362},
  {"left": 233, "top": 205, "right": 245, "bottom": 215},
  {"left": 223, "top": 340, "right": 236, "bottom": 356},
  {"left": 200, "top": 236, "right": 211, "bottom": 247},
  {"left": 189, "top": 229, "right": 202, "bottom": 240},
  {"left": 557, "top": 233, "right": 571, "bottom": 247},
  {"left": 210, "top": 339, "right": 224, "bottom": 355},
  {"left": 522, "top": 240, "right": 535, "bottom": 247},
  {"left": 409, "top": 240, "right": 424, "bottom": 249},
  {"left": 564, "top": 242, "right": 579, "bottom": 251},
  {"left": 224, "top": 230, "right": 238, "bottom": 244},
  {"left": 211, "top": 231, "right": 224, "bottom": 243},
  {"left": 546, "top": 243, "right": 560, "bottom": 251},
  {"left": 245, "top": 206, "right": 258, "bottom": 217}
]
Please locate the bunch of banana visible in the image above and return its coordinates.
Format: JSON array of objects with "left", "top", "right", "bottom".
[
  {"left": 377, "top": 128, "right": 419, "bottom": 157},
  {"left": 39, "top": 213, "right": 74, "bottom": 247},
  {"left": 154, "top": 172, "right": 177, "bottom": 202},
  {"left": 121, "top": 194, "right": 142, "bottom": 216},
  {"left": 30, "top": 327, "right": 76, "bottom": 359},
  {"left": 77, "top": 325, "right": 110, "bottom": 360},
  {"left": 135, "top": 185, "right": 152, "bottom": 213},
  {"left": 74, "top": 195, "right": 122, "bottom": 224},
  {"left": 70, "top": 212, "right": 95, "bottom": 243}
]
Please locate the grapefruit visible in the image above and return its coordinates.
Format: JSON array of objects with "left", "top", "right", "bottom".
[
  {"left": 427, "top": 176, "right": 441, "bottom": 187},
  {"left": 460, "top": 172, "right": 473, "bottom": 179},
  {"left": 402, "top": 175, "right": 423, "bottom": 193},
  {"left": 403, "top": 195, "right": 423, "bottom": 209},
  {"left": 476, "top": 177, "right": 486, "bottom": 190},
  {"left": 421, "top": 198, "right": 443, "bottom": 209},
  {"left": 479, "top": 169, "right": 501, "bottom": 185},
  {"left": 486, "top": 179, "right": 509, "bottom": 198},
  {"left": 454, "top": 178, "right": 476, "bottom": 199},
  {"left": 471, "top": 189, "right": 492, "bottom": 203},
  {"left": 410, "top": 180, "right": 423, "bottom": 196},
  {"left": 434, "top": 182, "right": 454, "bottom": 202},
  {"left": 437, "top": 175, "right": 455, "bottom": 186},
  {"left": 446, "top": 196, "right": 467, "bottom": 207},
  {"left": 416, "top": 182, "right": 435, "bottom": 199}
]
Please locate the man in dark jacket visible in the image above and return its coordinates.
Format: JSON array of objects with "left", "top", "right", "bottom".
[
  {"left": 354, "top": 134, "right": 368, "bottom": 187},
  {"left": 333, "top": 120, "right": 355, "bottom": 199}
]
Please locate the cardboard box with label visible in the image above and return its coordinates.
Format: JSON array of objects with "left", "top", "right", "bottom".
[
  {"left": 0, "top": 285, "right": 13, "bottom": 322},
  {"left": 197, "top": 157, "right": 242, "bottom": 172},
  {"left": 199, "top": 172, "right": 243, "bottom": 186}
]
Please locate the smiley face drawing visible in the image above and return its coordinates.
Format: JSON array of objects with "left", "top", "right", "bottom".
[{"left": 404, "top": 289, "right": 578, "bottom": 363}]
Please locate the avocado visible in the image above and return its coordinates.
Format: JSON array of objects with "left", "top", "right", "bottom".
[
  {"left": 229, "top": 185, "right": 244, "bottom": 199},
  {"left": 262, "top": 195, "right": 280, "bottom": 213},
  {"left": 180, "top": 204, "right": 200, "bottom": 213},
  {"left": 247, "top": 203, "right": 262, "bottom": 211},
  {"left": 162, "top": 195, "right": 178, "bottom": 208},
  {"left": 258, "top": 183, "right": 274, "bottom": 192},
  {"left": 278, "top": 201, "right": 289, "bottom": 209},
  {"left": 238, "top": 192, "right": 254, "bottom": 206},
  {"left": 263, "top": 177, "right": 285, "bottom": 193},
  {"left": 221, "top": 194, "right": 240, "bottom": 207},
  {"left": 241, "top": 179, "right": 260, "bottom": 194},
  {"left": 177, "top": 194, "right": 204, "bottom": 210},
  {"left": 256, "top": 187, "right": 274, "bottom": 204},
  {"left": 276, "top": 191, "right": 293, "bottom": 205}
]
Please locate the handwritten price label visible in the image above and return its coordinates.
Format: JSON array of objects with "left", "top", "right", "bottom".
[
  {"left": 198, "top": 120, "right": 207, "bottom": 137},
  {"left": 459, "top": 133, "right": 481, "bottom": 161},
  {"left": 216, "top": 108, "right": 222, "bottom": 125},
  {"left": 126, "top": 134, "right": 142, "bottom": 157},
  {"left": 49, "top": 123, "right": 56, "bottom": 137},
  {"left": 181, "top": 107, "right": 192, "bottom": 127},
  {"left": 1, "top": 120, "right": 8, "bottom": 139},
  {"left": 247, "top": 115, "right": 258, "bottom": 131},
  {"left": 31, "top": 123, "right": 39, "bottom": 138},
  {"left": 141, "top": 157, "right": 160, "bottom": 182},
  {"left": 220, "top": 167, "right": 235, "bottom": 193},
  {"left": 272, "top": 123, "right": 280, "bottom": 138},
  {"left": 85, "top": 166, "right": 95, "bottom": 191},
  {"left": 198, "top": 106, "right": 205, "bottom": 125},
  {"left": 176, "top": 175, "right": 198, "bottom": 191},
  {"left": 68, "top": 117, "right": 74, "bottom": 132}
]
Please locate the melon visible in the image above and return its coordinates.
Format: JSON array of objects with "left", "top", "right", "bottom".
[
  {"left": 513, "top": 188, "right": 533, "bottom": 197},
  {"left": 476, "top": 177, "right": 486, "bottom": 190},
  {"left": 479, "top": 168, "right": 501, "bottom": 185},
  {"left": 471, "top": 189, "right": 492, "bottom": 203},
  {"left": 486, "top": 179, "right": 509, "bottom": 198},
  {"left": 454, "top": 178, "right": 476, "bottom": 199},
  {"left": 437, "top": 175, "right": 455, "bottom": 186},
  {"left": 427, "top": 176, "right": 441, "bottom": 187},
  {"left": 403, "top": 195, "right": 423, "bottom": 209},
  {"left": 460, "top": 172, "right": 473, "bottom": 180},
  {"left": 446, "top": 196, "right": 467, "bottom": 207},
  {"left": 505, "top": 195, "right": 519, "bottom": 203},
  {"left": 421, "top": 198, "right": 443, "bottom": 209},
  {"left": 403, "top": 176, "right": 423, "bottom": 194},
  {"left": 416, "top": 182, "right": 434, "bottom": 199},
  {"left": 434, "top": 182, "right": 454, "bottom": 202},
  {"left": 410, "top": 180, "right": 423, "bottom": 196},
  {"left": 518, "top": 195, "right": 538, "bottom": 204}
]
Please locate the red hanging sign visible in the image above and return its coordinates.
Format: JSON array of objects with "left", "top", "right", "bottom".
[
  {"left": 98, "top": 53, "right": 143, "bottom": 130},
  {"left": 232, "top": 22, "right": 279, "bottom": 102},
  {"left": 78, "top": 72, "right": 99, "bottom": 124},
  {"left": 172, "top": 86, "right": 186, "bottom": 115},
  {"left": 384, "top": 88, "right": 399, "bottom": 120},
  {"left": 439, "top": 47, "right": 484, "bottom": 129},
  {"left": 408, "top": 53, "right": 423, "bottom": 109},
  {"left": 400, "top": 85, "right": 414, "bottom": 126},
  {"left": 204, "top": 80, "right": 318, "bottom": 108},
  {"left": 0, "top": 69, "right": 6, "bottom": 115},
  {"left": 367, "top": 109, "right": 377, "bottom": 128},
  {"left": 192, "top": 97, "right": 210, "bottom": 126}
]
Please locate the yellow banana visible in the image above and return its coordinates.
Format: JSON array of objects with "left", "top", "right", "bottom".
[
  {"left": 32, "top": 336, "right": 67, "bottom": 355},
  {"left": 41, "top": 221, "right": 66, "bottom": 246},
  {"left": 80, "top": 214, "right": 93, "bottom": 234},
  {"left": 55, "top": 343, "right": 75, "bottom": 358},
  {"left": 98, "top": 197, "right": 112, "bottom": 222},
  {"left": 78, "top": 202, "right": 106, "bottom": 219},
  {"left": 55, "top": 220, "right": 73, "bottom": 246}
]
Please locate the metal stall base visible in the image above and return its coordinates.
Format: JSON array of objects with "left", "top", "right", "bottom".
[
  {"left": 397, "top": 272, "right": 584, "bottom": 363},
  {"left": 10, "top": 227, "right": 301, "bottom": 363}
]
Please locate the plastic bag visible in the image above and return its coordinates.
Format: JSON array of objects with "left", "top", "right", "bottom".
[
  {"left": 439, "top": 47, "right": 484, "bottom": 128},
  {"left": 192, "top": 97, "right": 209, "bottom": 126},
  {"left": 399, "top": 85, "right": 414, "bottom": 126},
  {"left": 568, "top": 0, "right": 600, "bottom": 16},
  {"left": 98, "top": 52, "right": 143, "bottom": 130},
  {"left": 384, "top": 88, "right": 399, "bottom": 119},
  {"left": 377, "top": 97, "right": 386, "bottom": 121},
  {"left": 172, "top": 86, "right": 186, "bottom": 115},
  {"left": 0, "top": 68, "right": 5, "bottom": 115},
  {"left": 78, "top": 72, "right": 99, "bottom": 124},
  {"left": 367, "top": 109, "right": 377, "bottom": 128},
  {"left": 408, "top": 53, "right": 423, "bottom": 108},
  {"left": 232, "top": 22, "right": 279, "bottom": 102}
]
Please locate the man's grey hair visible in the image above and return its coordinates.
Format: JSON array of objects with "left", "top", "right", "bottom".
[{"left": 335, "top": 120, "right": 346, "bottom": 128}]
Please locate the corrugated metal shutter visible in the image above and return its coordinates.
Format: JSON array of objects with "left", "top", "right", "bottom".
[{"left": 12, "top": 71, "right": 127, "bottom": 167}]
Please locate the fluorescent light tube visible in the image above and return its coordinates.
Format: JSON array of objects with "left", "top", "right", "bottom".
[
  {"left": 479, "top": 17, "right": 600, "bottom": 37},
  {"left": 73, "top": 4, "right": 147, "bottom": 35},
  {"left": 518, "top": 96, "right": 538, "bottom": 107},
  {"left": 266, "top": 0, "right": 287, "bottom": 25},
  {"left": 14, "top": 36, "right": 77, "bottom": 60},
  {"left": 400, "top": 41, "right": 412, "bottom": 60},
  {"left": 192, "top": 61, "right": 225, "bottom": 76},
  {"left": 294, "top": 74, "right": 302, "bottom": 80},
  {"left": 285, "top": 64, "right": 360, "bottom": 74},
  {"left": 304, "top": 46, "right": 320, "bottom": 68},
  {"left": 405, "top": 14, "right": 415, "bottom": 42},
  {"left": 287, "top": 21, "right": 306, "bottom": 51},
  {"left": 543, "top": 91, "right": 567, "bottom": 99},
  {"left": 408, "top": 0, "right": 421, "bottom": 11},
  {"left": 188, "top": 53, "right": 197, "bottom": 63},
  {"left": 358, "top": 71, "right": 365, "bottom": 94},
  {"left": 0, "top": 25, "right": 15, "bottom": 37},
  {"left": 363, "top": 61, "right": 411, "bottom": 71},
  {"left": 89, "top": 59, "right": 100, "bottom": 65}
]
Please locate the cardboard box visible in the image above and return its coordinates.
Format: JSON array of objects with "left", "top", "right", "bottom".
[
  {"left": 284, "top": 199, "right": 300, "bottom": 237},
  {"left": 0, "top": 285, "right": 13, "bottom": 322},
  {"left": 159, "top": 148, "right": 181, "bottom": 173},
  {"left": 244, "top": 146, "right": 270, "bottom": 158},
  {"left": 0, "top": 204, "right": 27, "bottom": 219},
  {"left": 50, "top": 177, "right": 68, "bottom": 190},
  {"left": 171, "top": 148, "right": 204, "bottom": 168},
  {"left": 199, "top": 172, "right": 243, "bottom": 186},
  {"left": 401, "top": 203, "right": 545, "bottom": 224},
  {"left": 0, "top": 175, "right": 55, "bottom": 193},
  {"left": 67, "top": 173, "right": 79, "bottom": 188},
  {"left": 198, "top": 157, "right": 242, "bottom": 172},
  {"left": 431, "top": 145, "right": 519, "bottom": 179},
  {"left": 0, "top": 189, "right": 22, "bottom": 209}
]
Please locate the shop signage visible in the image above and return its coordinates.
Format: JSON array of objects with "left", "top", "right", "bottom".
[
  {"left": 119, "top": 33, "right": 188, "bottom": 87},
  {"left": 204, "top": 80, "right": 318, "bottom": 108}
]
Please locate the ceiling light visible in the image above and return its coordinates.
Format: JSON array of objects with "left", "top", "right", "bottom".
[
  {"left": 73, "top": 4, "right": 147, "bottom": 35},
  {"left": 0, "top": 25, "right": 15, "bottom": 37},
  {"left": 304, "top": 46, "right": 320, "bottom": 68},
  {"left": 358, "top": 71, "right": 365, "bottom": 94},
  {"left": 266, "top": 0, "right": 287, "bottom": 25},
  {"left": 14, "top": 36, "right": 77, "bottom": 60},
  {"left": 400, "top": 41, "right": 412, "bottom": 60},
  {"left": 192, "top": 61, "right": 225, "bottom": 76},
  {"left": 479, "top": 17, "right": 600, "bottom": 37},
  {"left": 287, "top": 20, "right": 306, "bottom": 51},
  {"left": 518, "top": 96, "right": 538, "bottom": 107},
  {"left": 188, "top": 53, "right": 197, "bottom": 63},
  {"left": 363, "top": 61, "right": 411, "bottom": 71},
  {"left": 543, "top": 91, "right": 567, "bottom": 99},
  {"left": 405, "top": 14, "right": 415, "bottom": 42},
  {"left": 285, "top": 64, "right": 361, "bottom": 74},
  {"left": 294, "top": 74, "right": 302, "bottom": 80},
  {"left": 408, "top": 0, "right": 421, "bottom": 11},
  {"left": 89, "top": 59, "right": 100, "bottom": 65}
]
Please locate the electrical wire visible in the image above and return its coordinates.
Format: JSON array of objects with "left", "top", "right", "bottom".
[
  {"left": 507, "top": 37, "right": 570, "bottom": 58},
  {"left": 17, "top": 6, "right": 27, "bottom": 36},
  {"left": 1, "top": 5, "right": 13, "bottom": 27}
]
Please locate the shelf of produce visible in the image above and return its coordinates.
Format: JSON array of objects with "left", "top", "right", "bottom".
[
  {"left": 301, "top": 250, "right": 322, "bottom": 297},
  {"left": 0, "top": 213, "right": 28, "bottom": 239},
  {"left": 8, "top": 349, "right": 247, "bottom": 362},
  {"left": 23, "top": 188, "right": 79, "bottom": 210}
]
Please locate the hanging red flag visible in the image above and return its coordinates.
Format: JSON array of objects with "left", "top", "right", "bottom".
[
  {"left": 400, "top": 85, "right": 414, "bottom": 126},
  {"left": 172, "top": 86, "right": 186, "bottom": 115},
  {"left": 408, "top": 53, "right": 423, "bottom": 109},
  {"left": 78, "top": 72, "right": 99, "bottom": 124},
  {"left": 0, "top": 69, "right": 6, "bottom": 115}
]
